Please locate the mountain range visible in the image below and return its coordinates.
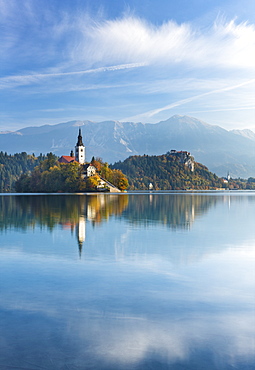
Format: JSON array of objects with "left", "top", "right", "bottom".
[{"left": 1, "top": 115, "right": 255, "bottom": 178}]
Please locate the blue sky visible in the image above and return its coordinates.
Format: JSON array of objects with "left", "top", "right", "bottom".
[{"left": 0, "top": 0, "right": 255, "bottom": 131}]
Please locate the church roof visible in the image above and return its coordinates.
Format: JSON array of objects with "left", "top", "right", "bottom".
[{"left": 58, "top": 156, "right": 76, "bottom": 163}]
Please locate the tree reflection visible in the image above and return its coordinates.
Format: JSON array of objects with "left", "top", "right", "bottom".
[
  {"left": 123, "top": 194, "right": 218, "bottom": 229},
  {"left": 0, "top": 194, "right": 129, "bottom": 255},
  {"left": 0, "top": 193, "right": 219, "bottom": 232},
  {"left": 0, "top": 193, "right": 220, "bottom": 255}
]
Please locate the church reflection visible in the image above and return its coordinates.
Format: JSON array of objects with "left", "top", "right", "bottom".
[
  {"left": 0, "top": 193, "right": 222, "bottom": 256},
  {"left": 76, "top": 215, "right": 86, "bottom": 257},
  {"left": 53, "top": 194, "right": 129, "bottom": 256},
  {"left": 58, "top": 217, "right": 86, "bottom": 257}
]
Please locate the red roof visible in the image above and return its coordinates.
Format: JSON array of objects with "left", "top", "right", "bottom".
[{"left": 58, "top": 156, "right": 76, "bottom": 163}]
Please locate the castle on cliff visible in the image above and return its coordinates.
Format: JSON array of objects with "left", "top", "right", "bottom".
[{"left": 169, "top": 150, "right": 194, "bottom": 171}]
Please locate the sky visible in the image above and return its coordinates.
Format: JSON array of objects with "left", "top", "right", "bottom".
[{"left": 0, "top": 0, "right": 255, "bottom": 131}]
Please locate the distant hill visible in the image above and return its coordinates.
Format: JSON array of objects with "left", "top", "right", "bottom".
[
  {"left": 1, "top": 115, "right": 255, "bottom": 178},
  {"left": 111, "top": 152, "right": 224, "bottom": 190}
]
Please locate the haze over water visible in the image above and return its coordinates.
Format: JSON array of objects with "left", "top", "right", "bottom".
[{"left": 0, "top": 192, "right": 255, "bottom": 369}]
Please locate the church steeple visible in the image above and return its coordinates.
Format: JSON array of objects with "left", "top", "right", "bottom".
[
  {"left": 76, "top": 128, "right": 84, "bottom": 147},
  {"left": 75, "top": 128, "right": 85, "bottom": 164}
]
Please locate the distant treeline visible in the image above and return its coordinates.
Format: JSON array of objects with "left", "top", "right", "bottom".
[
  {"left": 0, "top": 152, "right": 46, "bottom": 192},
  {"left": 111, "top": 152, "right": 255, "bottom": 190}
]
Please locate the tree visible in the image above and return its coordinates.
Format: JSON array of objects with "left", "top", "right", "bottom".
[
  {"left": 91, "top": 158, "right": 102, "bottom": 172},
  {"left": 85, "top": 175, "right": 101, "bottom": 191},
  {"left": 112, "top": 169, "right": 129, "bottom": 190}
]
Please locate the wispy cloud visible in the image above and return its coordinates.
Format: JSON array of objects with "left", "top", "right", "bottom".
[
  {"left": 124, "top": 78, "right": 255, "bottom": 121},
  {"left": 1, "top": 1, "right": 255, "bottom": 130},
  {"left": 0, "top": 63, "right": 147, "bottom": 89},
  {"left": 2, "top": 4, "right": 255, "bottom": 74},
  {"left": 78, "top": 16, "right": 255, "bottom": 70},
  {"left": 188, "top": 106, "right": 255, "bottom": 114}
]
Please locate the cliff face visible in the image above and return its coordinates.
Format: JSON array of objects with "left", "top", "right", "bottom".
[{"left": 168, "top": 150, "right": 194, "bottom": 171}]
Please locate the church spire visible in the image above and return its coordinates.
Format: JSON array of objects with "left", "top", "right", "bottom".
[
  {"left": 75, "top": 128, "right": 85, "bottom": 164},
  {"left": 76, "top": 128, "right": 84, "bottom": 146}
]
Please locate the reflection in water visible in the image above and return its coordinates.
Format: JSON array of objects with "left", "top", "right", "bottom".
[
  {"left": 0, "top": 193, "right": 255, "bottom": 369},
  {"left": 0, "top": 193, "right": 217, "bottom": 259},
  {"left": 0, "top": 194, "right": 129, "bottom": 229},
  {"left": 0, "top": 194, "right": 129, "bottom": 255},
  {"left": 0, "top": 193, "right": 251, "bottom": 258},
  {"left": 123, "top": 193, "right": 218, "bottom": 228},
  {"left": 0, "top": 192, "right": 217, "bottom": 231},
  {"left": 1, "top": 193, "right": 255, "bottom": 262},
  {"left": 77, "top": 215, "right": 86, "bottom": 256}
]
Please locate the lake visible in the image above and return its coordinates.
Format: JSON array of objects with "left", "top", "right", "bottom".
[{"left": 0, "top": 192, "right": 255, "bottom": 369}]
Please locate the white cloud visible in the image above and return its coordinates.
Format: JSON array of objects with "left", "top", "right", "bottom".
[
  {"left": 78, "top": 16, "right": 255, "bottom": 70},
  {"left": 1, "top": 3, "right": 255, "bottom": 129},
  {"left": 2, "top": 9, "right": 255, "bottom": 82},
  {"left": 124, "top": 78, "right": 255, "bottom": 121}
]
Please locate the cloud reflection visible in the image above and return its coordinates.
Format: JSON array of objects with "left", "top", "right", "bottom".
[{"left": 0, "top": 243, "right": 254, "bottom": 369}]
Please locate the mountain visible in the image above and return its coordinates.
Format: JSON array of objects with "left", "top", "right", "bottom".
[
  {"left": 230, "top": 129, "right": 255, "bottom": 141},
  {"left": 1, "top": 115, "right": 255, "bottom": 178}
]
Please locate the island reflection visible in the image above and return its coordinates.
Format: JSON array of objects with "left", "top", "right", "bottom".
[
  {"left": 0, "top": 193, "right": 221, "bottom": 260},
  {"left": 0, "top": 194, "right": 128, "bottom": 229},
  {"left": 0, "top": 192, "right": 219, "bottom": 231}
]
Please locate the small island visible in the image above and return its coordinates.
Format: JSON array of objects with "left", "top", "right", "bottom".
[{"left": 15, "top": 129, "right": 128, "bottom": 193}]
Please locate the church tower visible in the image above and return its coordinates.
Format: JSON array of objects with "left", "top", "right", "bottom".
[
  {"left": 75, "top": 128, "right": 85, "bottom": 164},
  {"left": 76, "top": 215, "right": 86, "bottom": 258}
]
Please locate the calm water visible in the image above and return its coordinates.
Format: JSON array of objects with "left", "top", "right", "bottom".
[{"left": 0, "top": 192, "right": 255, "bottom": 370}]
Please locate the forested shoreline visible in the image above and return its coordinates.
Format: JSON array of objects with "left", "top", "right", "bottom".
[{"left": 1, "top": 151, "right": 255, "bottom": 192}]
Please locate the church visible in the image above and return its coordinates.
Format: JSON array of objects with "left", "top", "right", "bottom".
[
  {"left": 58, "top": 128, "right": 86, "bottom": 164},
  {"left": 58, "top": 130, "right": 120, "bottom": 192},
  {"left": 58, "top": 129, "right": 97, "bottom": 178}
]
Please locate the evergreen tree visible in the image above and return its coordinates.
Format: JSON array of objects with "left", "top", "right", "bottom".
[{"left": 0, "top": 152, "right": 46, "bottom": 192}]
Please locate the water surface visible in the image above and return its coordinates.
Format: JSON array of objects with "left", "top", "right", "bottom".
[{"left": 0, "top": 192, "right": 255, "bottom": 369}]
